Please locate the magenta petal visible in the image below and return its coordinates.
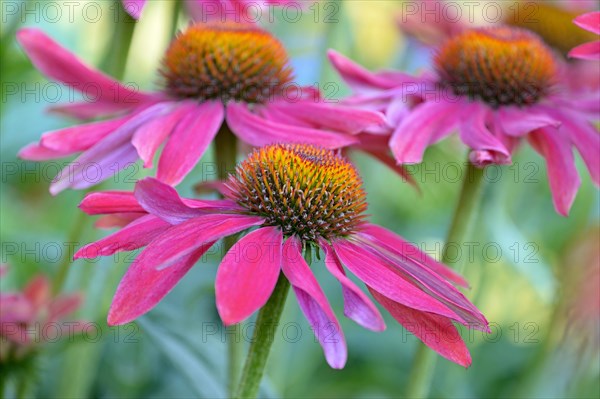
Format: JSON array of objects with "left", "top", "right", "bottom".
[
  {"left": 497, "top": 107, "right": 561, "bottom": 137},
  {"left": 48, "top": 101, "right": 142, "bottom": 120},
  {"left": 122, "top": 0, "right": 147, "bottom": 18},
  {"left": 216, "top": 227, "right": 283, "bottom": 325},
  {"left": 370, "top": 288, "right": 472, "bottom": 367},
  {"left": 458, "top": 102, "right": 510, "bottom": 163},
  {"left": 569, "top": 41, "right": 600, "bottom": 60},
  {"left": 528, "top": 127, "right": 581, "bottom": 216},
  {"left": 74, "top": 215, "right": 169, "bottom": 259},
  {"left": 157, "top": 101, "right": 224, "bottom": 186},
  {"left": 320, "top": 240, "right": 385, "bottom": 332},
  {"left": 226, "top": 102, "right": 359, "bottom": 149},
  {"left": 132, "top": 102, "right": 195, "bottom": 168},
  {"left": 18, "top": 143, "right": 72, "bottom": 161},
  {"left": 327, "top": 50, "right": 405, "bottom": 92},
  {"left": 108, "top": 244, "right": 210, "bottom": 325},
  {"left": 132, "top": 214, "right": 264, "bottom": 271},
  {"left": 79, "top": 191, "right": 144, "bottom": 215},
  {"left": 332, "top": 240, "right": 463, "bottom": 322},
  {"left": 390, "top": 100, "right": 461, "bottom": 164},
  {"left": 134, "top": 178, "right": 209, "bottom": 224},
  {"left": 573, "top": 11, "right": 600, "bottom": 35},
  {"left": 16, "top": 28, "right": 152, "bottom": 104},
  {"left": 40, "top": 117, "right": 131, "bottom": 153},
  {"left": 282, "top": 236, "right": 347, "bottom": 369}
]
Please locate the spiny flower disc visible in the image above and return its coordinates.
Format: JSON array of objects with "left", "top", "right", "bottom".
[
  {"left": 161, "top": 22, "right": 293, "bottom": 103},
  {"left": 435, "top": 27, "right": 558, "bottom": 108},
  {"left": 227, "top": 144, "right": 367, "bottom": 242},
  {"left": 506, "top": 3, "right": 598, "bottom": 57}
]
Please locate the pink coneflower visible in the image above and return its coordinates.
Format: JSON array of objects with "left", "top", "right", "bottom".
[
  {"left": 330, "top": 26, "right": 600, "bottom": 216},
  {"left": 569, "top": 12, "right": 600, "bottom": 60},
  {"left": 0, "top": 269, "right": 84, "bottom": 365},
  {"left": 75, "top": 143, "right": 488, "bottom": 368},
  {"left": 17, "top": 22, "right": 389, "bottom": 194}
]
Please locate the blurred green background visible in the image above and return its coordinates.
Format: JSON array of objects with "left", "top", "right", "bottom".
[{"left": 1, "top": 1, "right": 598, "bottom": 398}]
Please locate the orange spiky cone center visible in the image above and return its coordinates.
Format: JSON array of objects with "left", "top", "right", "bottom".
[
  {"left": 435, "top": 27, "right": 558, "bottom": 108},
  {"left": 226, "top": 144, "right": 367, "bottom": 242},
  {"left": 161, "top": 22, "right": 293, "bottom": 104}
]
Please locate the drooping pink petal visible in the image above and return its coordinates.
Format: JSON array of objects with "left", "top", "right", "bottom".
[
  {"left": 573, "top": 11, "right": 600, "bottom": 35},
  {"left": 497, "top": 107, "right": 562, "bottom": 137},
  {"left": 48, "top": 101, "right": 143, "bottom": 120},
  {"left": 319, "top": 240, "right": 385, "bottom": 332},
  {"left": 50, "top": 103, "right": 174, "bottom": 194},
  {"left": 226, "top": 102, "right": 359, "bottom": 149},
  {"left": 458, "top": 102, "right": 510, "bottom": 165},
  {"left": 356, "top": 143, "right": 419, "bottom": 189},
  {"left": 108, "top": 244, "right": 211, "bottom": 325},
  {"left": 216, "top": 227, "right": 283, "bottom": 325},
  {"left": 47, "top": 294, "right": 82, "bottom": 322},
  {"left": 74, "top": 215, "right": 169, "bottom": 259},
  {"left": 370, "top": 288, "right": 472, "bottom": 367},
  {"left": 332, "top": 240, "right": 464, "bottom": 322},
  {"left": 79, "top": 191, "right": 144, "bottom": 215},
  {"left": 132, "top": 101, "right": 196, "bottom": 168},
  {"left": 16, "top": 29, "right": 153, "bottom": 105},
  {"left": 157, "top": 101, "right": 224, "bottom": 186},
  {"left": 131, "top": 214, "right": 264, "bottom": 271},
  {"left": 18, "top": 143, "right": 73, "bottom": 161},
  {"left": 122, "top": 0, "right": 147, "bottom": 18},
  {"left": 390, "top": 100, "right": 461, "bottom": 164},
  {"left": 282, "top": 236, "right": 347, "bottom": 369},
  {"left": 569, "top": 40, "right": 600, "bottom": 60},
  {"left": 134, "top": 178, "right": 210, "bottom": 225},
  {"left": 265, "top": 100, "right": 388, "bottom": 135},
  {"left": 528, "top": 127, "right": 581, "bottom": 216},
  {"left": 23, "top": 276, "right": 51, "bottom": 311}
]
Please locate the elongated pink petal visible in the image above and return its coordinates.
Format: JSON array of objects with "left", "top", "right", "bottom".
[
  {"left": 132, "top": 214, "right": 264, "bottom": 271},
  {"left": 108, "top": 244, "right": 210, "bottom": 325},
  {"left": 134, "top": 178, "right": 209, "bottom": 224},
  {"left": 48, "top": 294, "right": 82, "bottom": 322},
  {"left": 570, "top": 40, "right": 600, "bottom": 60},
  {"left": 327, "top": 50, "right": 407, "bottom": 92},
  {"left": 39, "top": 117, "right": 131, "bottom": 153},
  {"left": 16, "top": 29, "right": 153, "bottom": 104},
  {"left": 132, "top": 102, "right": 196, "bottom": 168},
  {"left": 370, "top": 288, "right": 472, "bottom": 367},
  {"left": 157, "top": 101, "right": 224, "bottom": 186},
  {"left": 497, "top": 107, "right": 561, "bottom": 137},
  {"left": 459, "top": 102, "right": 510, "bottom": 165},
  {"left": 282, "top": 236, "right": 347, "bottom": 369},
  {"left": 74, "top": 215, "right": 169, "bottom": 259},
  {"left": 18, "top": 143, "right": 73, "bottom": 160},
  {"left": 216, "top": 227, "right": 283, "bottom": 325},
  {"left": 226, "top": 102, "right": 359, "bottom": 149},
  {"left": 320, "top": 240, "right": 385, "bottom": 331},
  {"left": 265, "top": 101, "right": 388, "bottom": 134},
  {"left": 357, "top": 143, "right": 418, "bottom": 189},
  {"left": 573, "top": 11, "right": 600, "bottom": 35},
  {"left": 390, "top": 100, "right": 461, "bottom": 164},
  {"left": 357, "top": 224, "right": 468, "bottom": 287},
  {"left": 122, "top": 0, "right": 147, "bottom": 18},
  {"left": 332, "top": 240, "right": 463, "bottom": 322},
  {"left": 79, "top": 191, "right": 143, "bottom": 215},
  {"left": 528, "top": 127, "right": 581, "bottom": 216},
  {"left": 48, "top": 101, "right": 143, "bottom": 120},
  {"left": 24, "top": 276, "right": 51, "bottom": 311},
  {"left": 50, "top": 103, "right": 174, "bottom": 194}
]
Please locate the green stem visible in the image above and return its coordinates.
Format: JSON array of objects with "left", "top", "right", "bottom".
[
  {"left": 53, "top": 211, "right": 89, "bottom": 293},
  {"left": 235, "top": 275, "right": 291, "bottom": 399},
  {"left": 404, "top": 160, "right": 486, "bottom": 398},
  {"left": 100, "top": 1, "right": 136, "bottom": 78}
]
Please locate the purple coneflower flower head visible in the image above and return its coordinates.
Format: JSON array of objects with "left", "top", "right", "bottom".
[
  {"left": 330, "top": 26, "right": 600, "bottom": 216},
  {"left": 569, "top": 11, "right": 600, "bottom": 60},
  {"left": 16, "top": 22, "right": 389, "bottom": 194},
  {"left": 75, "top": 143, "right": 488, "bottom": 368}
]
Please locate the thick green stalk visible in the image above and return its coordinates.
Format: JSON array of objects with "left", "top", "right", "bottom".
[
  {"left": 404, "top": 161, "right": 486, "bottom": 398},
  {"left": 235, "top": 275, "right": 291, "bottom": 399},
  {"left": 99, "top": 1, "right": 136, "bottom": 78}
]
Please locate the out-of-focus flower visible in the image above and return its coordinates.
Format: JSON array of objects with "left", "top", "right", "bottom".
[
  {"left": 122, "top": 0, "right": 305, "bottom": 22},
  {"left": 0, "top": 269, "right": 84, "bottom": 366},
  {"left": 569, "top": 12, "right": 600, "bottom": 60},
  {"left": 75, "top": 144, "right": 488, "bottom": 368},
  {"left": 16, "top": 23, "right": 394, "bottom": 194},
  {"left": 330, "top": 26, "right": 600, "bottom": 216}
]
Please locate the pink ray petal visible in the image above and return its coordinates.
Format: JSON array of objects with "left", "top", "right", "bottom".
[
  {"left": 497, "top": 107, "right": 562, "bottom": 137},
  {"left": 320, "top": 240, "right": 385, "bottom": 332},
  {"left": 225, "top": 102, "right": 359, "bottom": 149},
  {"left": 18, "top": 142, "right": 73, "bottom": 161},
  {"left": 573, "top": 11, "right": 600, "bottom": 34},
  {"left": 74, "top": 215, "right": 169, "bottom": 259},
  {"left": 48, "top": 101, "right": 143, "bottom": 120},
  {"left": 157, "top": 101, "right": 224, "bottom": 186},
  {"left": 48, "top": 294, "right": 82, "bottom": 322},
  {"left": 79, "top": 191, "right": 144, "bottom": 215},
  {"left": 332, "top": 240, "right": 464, "bottom": 322},
  {"left": 569, "top": 41, "right": 600, "bottom": 60},
  {"left": 370, "top": 288, "right": 472, "bottom": 367},
  {"left": 134, "top": 178, "right": 211, "bottom": 224},
  {"left": 216, "top": 227, "right": 283, "bottom": 325},
  {"left": 282, "top": 236, "right": 347, "bottom": 369},
  {"left": 528, "top": 126, "right": 581, "bottom": 216},
  {"left": 108, "top": 244, "right": 211, "bottom": 325},
  {"left": 458, "top": 102, "right": 510, "bottom": 165},
  {"left": 23, "top": 276, "right": 51, "bottom": 311}
]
